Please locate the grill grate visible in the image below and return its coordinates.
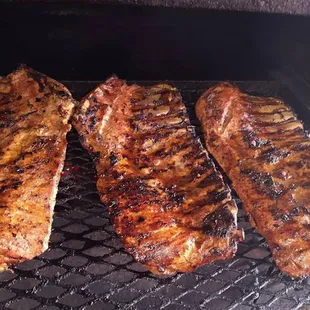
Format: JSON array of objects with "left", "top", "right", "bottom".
[{"left": 0, "top": 81, "right": 310, "bottom": 310}]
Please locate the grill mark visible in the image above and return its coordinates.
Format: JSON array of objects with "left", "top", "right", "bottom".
[
  {"left": 292, "top": 181, "right": 310, "bottom": 189},
  {"left": 0, "top": 111, "right": 38, "bottom": 129},
  {"left": 195, "top": 152, "right": 208, "bottom": 160},
  {"left": 292, "top": 143, "right": 310, "bottom": 151},
  {"left": 262, "top": 127, "right": 304, "bottom": 139},
  {"left": 32, "top": 138, "right": 51, "bottom": 151},
  {"left": 199, "top": 158, "right": 215, "bottom": 170},
  {"left": 14, "top": 151, "right": 32, "bottom": 163},
  {"left": 240, "top": 169, "right": 287, "bottom": 199},
  {"left": 182, "top": 144, "right": 204, "bottom": 160},
  {"left": 0, "top": 121, "right": 13, "bottom": 129},
  {"left": 254, "top": 118, "right": 301, "bottom": 129},
  {"left": 189, "top": 160, "right": 214, "bottom": 179},
  {"left": 242, "top": 128, "right": 270, "bottom": 148},
  {"left": 197, "top": 172, "right": 220, "bottom": 188},
  {"left": 133, "top": 120, "right": 187, "bottom": 133},
  {"left": 130, "top": 119, "right": 188, "bottom": 136},
  {"left": 0, "top": 99, "right": 12, "bottom": 106},
  {"left": 252, "top": 173, "right": 287, "bottom": 198},
  {"left": 138, "top": 128, "right": 186, "bottom": 143},
  {"left": 243, "top": 95, "right": 283, "bottom": 106},
  {"left": 0, "top": 181, "right": 23, "bottom": 193},
  {"left": 270, "top": 206, "right": 301, "bottom": 223},
  {"left": 131, "top": 99, "right": 178, "bottom": 112},
  {"left": 110, "top": 177, "right": 152, "bottom": 196},
  {"left": 1, "top": 110, "right": 14, "bottom": 116},
  {"left": 253, "top": 117, "right": 296, "bottom": 127},
  {"left": 250, "top": 108, "right": 291, "bottom": 115},
  {"left": 163, "top": 171, "right": 203, "bottom": 188},
  {"left": 133, "top": 109, "right": 187, "bottom": 123},
  {"left": 302, "top": 182, "right": 310, "bottom": 189},
  {"left": 169, "top": 141, "right": 200, "bottom": 159},
  {"left": 287, "top": 160, "right": 307, "bottom": 169},
  {"left": 273, "top": 139, "right": 309, "bottom": 151},
  {"left": 189, "top": 187, "right": 230, "bottom": 208},
  {"left": 19, "top": 111, "right": 37, "bottom": 121},
  {"left": 145, "top": 137, "right": 193, "bottom": 156},
  {"left": 168, "top": 191, "right": 185, "bottom": 205},
  {"left": 261, "top": 147, "right": 291, "bottom": 164}
]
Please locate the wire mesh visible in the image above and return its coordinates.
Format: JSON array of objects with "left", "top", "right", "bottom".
[{"left": 0, "top": 81, "right": 309, "bottom": 310}]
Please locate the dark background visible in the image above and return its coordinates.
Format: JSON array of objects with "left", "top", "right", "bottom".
[{"left": 1, "top": 3, "right": 310, "bottom": 82}]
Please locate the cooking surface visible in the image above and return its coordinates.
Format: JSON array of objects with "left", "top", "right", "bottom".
[{"left": 0, "top": 81, "right": 309, "bottom": 310}]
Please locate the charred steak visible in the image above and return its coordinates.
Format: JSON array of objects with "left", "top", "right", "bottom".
[
  {"left": 0, "top": 66, "right": 75, "bottom": 271},
  {"left": 73, "top": 77, "right": 243, "bottom": 275},
  {"left": 196, "top": 82, "right": 310, "bottom": 278}
]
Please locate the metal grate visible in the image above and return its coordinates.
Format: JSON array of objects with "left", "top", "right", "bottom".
[{"left": 0, "top": 81, "right": 310, "bottom": 310}]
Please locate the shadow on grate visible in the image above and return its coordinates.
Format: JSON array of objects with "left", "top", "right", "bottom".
[{"left": 0, "top": 81, "right": 310, "bottom": 310}]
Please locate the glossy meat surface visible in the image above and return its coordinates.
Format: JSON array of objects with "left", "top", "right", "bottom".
[
  {"left": 196, "top": 82, "right": 310, "bottom": 278},
  {"left": 73, "top": 77, "right": 243, "bottom": 275},
  {"left": 0, "top": 66, "right": 75, "bottom": 271}
]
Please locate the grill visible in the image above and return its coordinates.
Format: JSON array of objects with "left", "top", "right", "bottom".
[{"left": 0, "top": 80, "right": 309, "bottom": 310}]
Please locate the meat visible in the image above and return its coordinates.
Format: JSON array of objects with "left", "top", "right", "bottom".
[
  {"left": 0, "top": 66, "right": 75, "bottom": 271},
  {"left": 73, "top": 77, "right": 243, "bottom": 275},
  {"left": 196, "top": 82, "right": 310, "bottom": 278}
]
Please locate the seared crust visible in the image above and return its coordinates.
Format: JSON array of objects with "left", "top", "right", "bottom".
[
  {"left": 196, "top": 82, "right": 310, "bottom": 278},
  {"left": 73, "top": 77, "right": 243, "bottom": 275},
  {"left": 0, "top": 66, "right": 75, "bottom": 271}
]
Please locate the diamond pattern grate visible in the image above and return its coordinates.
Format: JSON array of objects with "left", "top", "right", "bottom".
[{"left": 0, "top": 81, "right": 309, "bottom": 310}]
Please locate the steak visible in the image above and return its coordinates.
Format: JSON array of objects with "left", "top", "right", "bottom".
[
  {"left": 73, "top": 77, "right": 243, "bottom": 275},
  {"left": 0, "top": 66, "right": 75, "bottom": 271},
  {"left": 196, "top": 82, "right": 310, "bottom": 278}
]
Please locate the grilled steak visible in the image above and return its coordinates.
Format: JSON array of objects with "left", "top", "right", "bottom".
[
  {"left": 73, "top": 77, "right": 243, "bottom": 275},
  {"left": 0, "top": 66, "right": 75, "bottom": 271},
  {"left": 196, "top": 82, "right": 310, "bottom": 278}
]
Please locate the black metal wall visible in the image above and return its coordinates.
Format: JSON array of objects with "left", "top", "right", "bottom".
[{"left": 1, "top": 4, "right": 310, "bottom": 81}]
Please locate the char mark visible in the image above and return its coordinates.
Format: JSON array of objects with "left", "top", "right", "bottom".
[
  {"left": 109, "top": 153, "right": 118, "bottom": 166},
  {"left": 244, "top": 170, "right": 287, "bottom": 199},
  {"left": 242, "top": 128, "right": 269, "bottom": 148},
  {"left": 292, "top": 143, "right": 310, "bottom": 151},
  {"left": 301, "top": 181, "right": 310, "bottom": 189},
  {"left": 0, "top": 121, "right": 13, "bottom": 129},
  {"left": 137, "top": 216, "right": 145, "bottom": 223},
  {"left": 168, "top": 191, "right": 185, "bottom": 205},
  {"left": 197, "top": 172, "right": 220, "bottom": 188},
  {"left": 191, "top": 187, "right": 230, "bottom": 208},
  {"left": 0, "top": 181, "right": 23, "bottom": 193},
  {"left": 203, "top": 205, "right": 235, "bottom": 238},
  {"left": 271, "top": 206, "right": 301, "bottom": 223},
  {"left": 261, "top": 147, "right": 290, "bottom": 164}
]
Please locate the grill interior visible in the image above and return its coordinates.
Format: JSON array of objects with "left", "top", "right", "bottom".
[{"left": 0, "top": 81, "right": 309, "bottom": 310}]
